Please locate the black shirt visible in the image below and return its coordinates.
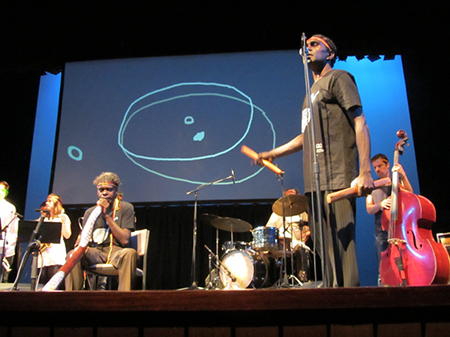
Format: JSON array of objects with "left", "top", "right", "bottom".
[{"left": 302, "top": 69, "right": 362, "bottom": 192}]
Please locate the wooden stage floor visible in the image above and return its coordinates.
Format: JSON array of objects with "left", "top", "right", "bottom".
[{"left": 1, "top": 284, "right": 450, "bottom": 329}]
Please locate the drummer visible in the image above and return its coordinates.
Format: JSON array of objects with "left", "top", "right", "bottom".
[
  {"left": 266, "top": 189, "right": 309, "bottom": 243},
  {"left": 266, "top": 188, "right": 311, "bottom": 281}
]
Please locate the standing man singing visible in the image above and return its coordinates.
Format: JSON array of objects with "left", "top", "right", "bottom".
[
  {"left": 65, "top": 172, "right": 137, "bottom": 291},
  {"left": 258, "top": 34, "right": 374, "bottom": 287}
]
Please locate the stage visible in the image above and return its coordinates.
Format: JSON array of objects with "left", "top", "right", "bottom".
[{"left": 1, "top": 284, "right": 449, "bottom": 337}]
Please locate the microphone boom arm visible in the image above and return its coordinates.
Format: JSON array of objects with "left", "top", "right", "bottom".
[{"left": 186, "top": 170, "right": 235, "bottom": 195}]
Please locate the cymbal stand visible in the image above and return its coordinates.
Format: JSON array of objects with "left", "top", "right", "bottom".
[
  {"left": 205, "top": 228, "right": 222, "bottom": 290},
  {"left": 273, "top": 175, "right": 302, "bottom": 288},
  {"left": 286, "top": 210, "right": 303, "bottom": 287},
  {"left": 215, "top": 227, "right": 220, "bottom": 282},
  {"left": 229, "top": 227, "right": 235, "bottom": 248},
  {"left": 184, "top": 170, "right": 235, "bottom": 290},
  {"left": 206, "top": 251, "right": 220, "bottom": 289},
  {"left": 204, "top": 245, "right": 237, "bottom": 290}
]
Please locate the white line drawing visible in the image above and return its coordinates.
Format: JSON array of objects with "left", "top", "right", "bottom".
[{"left": 118, "top": 82, "right": 276, "bottom": 185}]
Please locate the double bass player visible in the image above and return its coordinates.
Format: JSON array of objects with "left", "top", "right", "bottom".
[{"left": 366, "top": 153, "right": 413, "bottom": 285}]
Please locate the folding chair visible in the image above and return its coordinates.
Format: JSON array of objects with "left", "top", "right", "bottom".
[{"left": 87, "top": 229, "right": 149, "bottom": 290}]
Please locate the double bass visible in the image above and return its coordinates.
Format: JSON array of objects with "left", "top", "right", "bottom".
[{"left": 379, "top": 130, "right": 450, "bottom": 286}]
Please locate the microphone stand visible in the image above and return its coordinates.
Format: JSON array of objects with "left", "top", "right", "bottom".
[
  {"left": 301, "top": 32, "right": 327, "bottom": 287},
  {"left": 0, "top": 229, "right": 6, "bottom": 282},
  {"left": 204, "top": 244, "right": 237, "bottom": 289},
  {"left": 0, "top": 215, "right": 19, "bottom": 282},
  {"left": 183, "top": 170, "right": 235, "bottom": 290},
  {"left": 11, "top": 212, "right": 47, "bottom": 291}
]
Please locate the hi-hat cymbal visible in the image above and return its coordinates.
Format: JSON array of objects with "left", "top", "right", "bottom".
[
  {"left": 272, "top": 194, "right": 308, "bottom": 216},
  {"left": 211, "top": 217, "right": 252, "bottom": 232}
]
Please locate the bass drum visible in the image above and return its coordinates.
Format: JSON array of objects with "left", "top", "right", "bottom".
[{"left": 219, "top": 249, "right": 268, "bottom": 289}]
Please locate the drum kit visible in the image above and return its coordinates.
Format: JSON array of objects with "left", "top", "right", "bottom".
[{"left": 202, "top": 193, "right": 310, "bottom": 290}]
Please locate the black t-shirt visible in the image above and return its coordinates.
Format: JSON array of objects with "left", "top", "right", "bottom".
[
  {"left": 302, "top": 69, "right": 362, "bottom": 192},
  {"left": 83, "top": 200, "right": 135, "bottom": 248}
]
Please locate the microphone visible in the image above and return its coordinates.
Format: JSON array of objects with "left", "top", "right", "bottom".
[
  {"left": 299, "top": 43, "right": 307, "bottom": 56},
  {"left": 36, "top": 209, "right": 50, "bottom": 213},
  {"left": 14, "top": 212, "right": 23, "bottom": 218},
  {"left": 231, "top": 170, "right": 235, "bottom": 184},
  {"left": 299, "top": 44, "right": 309, "bottom": 59},
  {"left": 299, "top": 33, "right": 310, "bottom": 62},
  {"left": 299, "top": 47, "right": 309, "bottom": 57}
]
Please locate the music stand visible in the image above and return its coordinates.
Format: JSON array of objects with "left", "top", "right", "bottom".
[
  {"left": 13, "top": 219, "right": 61, "bottom": 290},
  {"left": 17, "top": 221, "right": 61, "bottom": 244}
]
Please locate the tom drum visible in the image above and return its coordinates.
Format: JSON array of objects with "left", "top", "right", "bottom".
[
  {"left": 222, "top": 241, "right": 250, "bottom": 253},
  {"left": 251, "top": 226, "right": 279, "bottom": 251}
]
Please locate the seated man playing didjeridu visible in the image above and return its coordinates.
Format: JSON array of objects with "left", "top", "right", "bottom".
[{"left": 65, "top": 172, "right": 137, "bottom": 291}]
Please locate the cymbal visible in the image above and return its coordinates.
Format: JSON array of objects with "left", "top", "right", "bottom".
[
  {"left": 272, "top": 194, "right": 308, "bottom": 216},
  {"left": 211, "top": 217, "right": 252, "bottom": 233},
  {"left": 200, "top": 213, "right": 221, "bottom": 223}
]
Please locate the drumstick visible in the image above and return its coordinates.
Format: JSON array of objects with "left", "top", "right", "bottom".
[
  {"left": 241, "top": 145, "right": 284, "bottom": 175},
  {"left": 326, "top": 177, "right": 391, "bottom": 203}
]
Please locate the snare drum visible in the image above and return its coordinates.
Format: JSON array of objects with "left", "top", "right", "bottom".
[
  {"left": 219, "top": 249, "right": 268, "bottom": 289},
  {"left": 251, "top": 226, "right": 279, "bottom": 251}
]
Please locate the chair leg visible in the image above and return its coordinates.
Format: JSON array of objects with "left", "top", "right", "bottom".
[
  {"left": 97, "top": 276, "right": 108, "bottom": 290},
  {"left": 86, "top": 274, "right": 97, "bottom": 290}
]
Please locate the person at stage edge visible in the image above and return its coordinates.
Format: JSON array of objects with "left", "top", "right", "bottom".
[
  {"left": 37, "top": 194, "right": 72, "bottom": 288},
  {"left": 366, "top": 153, "right": 413, "bottom": 285},
  {"left": 65, "top": 172, "right": 137, "bottom": 291},
  {"left": 258, "top": 34, "right": 374, "bottom": 287},
  {"left": 0, "top": 181, "right": 19, "bottom": 283}
]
